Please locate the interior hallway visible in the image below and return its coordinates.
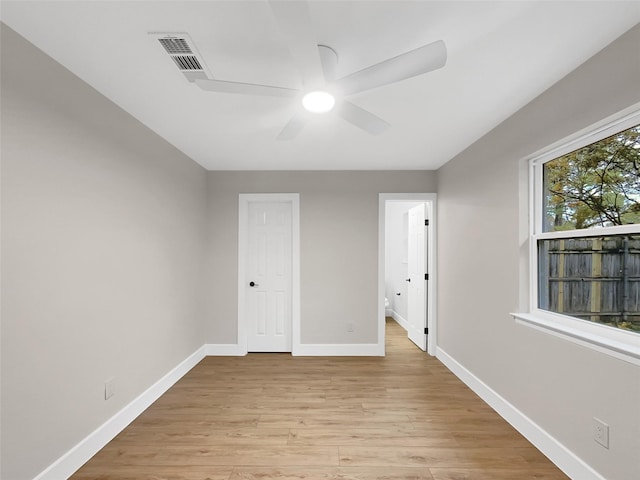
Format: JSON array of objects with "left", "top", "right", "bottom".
[{"left": 69, "top": 319, "right": 569, "bottom": 480}]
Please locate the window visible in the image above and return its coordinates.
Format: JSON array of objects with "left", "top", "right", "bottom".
[{"left": 514, "top": 106, "right": 640, "bottom": 365}]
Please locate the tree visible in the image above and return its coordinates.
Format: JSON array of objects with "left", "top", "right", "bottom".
[{"left": 544, "top": 125, "right": 640, "bottom": 231}]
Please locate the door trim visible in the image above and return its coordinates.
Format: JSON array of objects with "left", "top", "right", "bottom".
[
  {"left": 379, "top": 193, "right": 437, "bottom": 356},
  {"left": 238, "top": 194, "right": 300, "bottom": 354}
]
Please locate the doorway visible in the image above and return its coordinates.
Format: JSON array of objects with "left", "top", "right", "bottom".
[
  {"left": 238, "top": 194, "right": 300, "bottom": 353},
  {"left": 379, "top": 194, "right": 437, "bottom": 355}
]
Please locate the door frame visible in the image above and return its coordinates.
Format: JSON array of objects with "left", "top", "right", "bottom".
[
  {"left": 238, "top": 193, "right": 300, "bottom": 354},
  {"left": 379, "top": 193, "right": 437, "bottom": 355}
]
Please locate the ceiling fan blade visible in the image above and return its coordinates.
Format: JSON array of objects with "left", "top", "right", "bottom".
[
  {"left": 337, "top": 101, "right": 390, "bottom": 135},
  {"left": 195, "top": 78, "right": 299, "bottom": 97},
  {"left": 333, "top": 40, "right": 447, "bottom": 96},
  {"left": 318, "top": 45, "right": 338, "bottom": 83},
  {"left": 277, "top": 113, "right": 307, "bottom": 141},
  {"left": 268, "top": 0, "right": 325, "bottom": 89}
]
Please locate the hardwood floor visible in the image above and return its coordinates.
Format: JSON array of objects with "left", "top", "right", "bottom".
[{"left": 70, "top": 320, "right": 569, "bottom": 480}]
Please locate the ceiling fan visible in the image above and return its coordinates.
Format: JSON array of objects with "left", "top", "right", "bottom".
[{"left": 192, "top": 1, "right": 447, "bottom": 140}]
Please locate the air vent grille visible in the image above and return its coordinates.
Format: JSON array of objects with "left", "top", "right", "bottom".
[
  {"left": 171, "top": 55, "right": 203, "bottom": 71},
  {"left": 158, "top": 38, "right": 192, "bottom": 54},
  {"left": 151, "top": 32, "right": 211, "bottom": 81}
]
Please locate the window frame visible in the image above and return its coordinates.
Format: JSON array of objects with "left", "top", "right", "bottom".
[{"left": 513, "top": 104, "right": 640, "bottom": 366}]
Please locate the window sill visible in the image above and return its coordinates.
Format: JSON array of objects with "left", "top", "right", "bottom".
[{"left": 511, "top": 311, "right": 640, "bottom": 367}]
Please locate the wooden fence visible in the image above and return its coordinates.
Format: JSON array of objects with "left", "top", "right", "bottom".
[{"left": 538, "top": 235, "right": 640, "bottom": 332}]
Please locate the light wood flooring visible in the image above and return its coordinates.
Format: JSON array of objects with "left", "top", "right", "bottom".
[{"left": 70, "top": 319, "right": 570, "bottom": 480}]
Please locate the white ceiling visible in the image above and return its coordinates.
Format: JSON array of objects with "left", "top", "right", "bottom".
[{"left": 2, "top": 1, "right": 639, "bottom": 171}]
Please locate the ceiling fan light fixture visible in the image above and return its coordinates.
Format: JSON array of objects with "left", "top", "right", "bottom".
[{"left": 302, "top": 91, "right": 335, "bottom": 113}]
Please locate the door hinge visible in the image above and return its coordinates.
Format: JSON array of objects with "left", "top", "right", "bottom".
[
  {"left": 424, "top": 219, "right": 429, "bottom": 226},
  {"left": 424, "top": 273, "right": 429, "bottom": 280},
  {"left": 424, "top": 327, "right": 429, "bottom": 335}
]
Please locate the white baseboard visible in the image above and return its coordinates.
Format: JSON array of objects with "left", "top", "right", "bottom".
[
  {"left": 204, "top": 343, "right": 247, "bottom": 356},
  {"left": 177, "top": 342, "right": 375, "bottom": 359},
  {"left": 435, "top": 347, "right": 606, "bottom": 480},
  {"left": 204, "top": 343, "right": 384, "bottom": 357},
  {"left": 203, "top": 343, "right": 384, "bottom": 356},
  {"left": 294, "top": 343, "right": 384, "bottom": 356},
  {"left": 33, "top": 345, "right": 207, "bottom": 480},
  {"left": 391, "top": 310, "right": 409, "bottom": 331}
]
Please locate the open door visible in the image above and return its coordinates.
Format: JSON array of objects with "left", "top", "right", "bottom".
[{"left": 407, "top": 203, "right": 428, "bottom": 350}]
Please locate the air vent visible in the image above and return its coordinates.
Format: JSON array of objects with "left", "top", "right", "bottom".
[
  {"left": 171, "top": 55, "right": 202, "bottom": 71},
  {"left": 150, "top": 32, "right": 212, "bottom": 82},
  {"left": 158, "top": 37, "right": 192, "bottom": 55}
]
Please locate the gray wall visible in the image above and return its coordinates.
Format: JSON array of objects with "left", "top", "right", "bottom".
[
  {"left": 204, "top": 171, "right": 437, "bottom": 345},
  {"left": 437, "top": 24, "right": 640, "bottom": 480},
  {"left": 1, "top": 25, "right": 209, "bottom": 480}
]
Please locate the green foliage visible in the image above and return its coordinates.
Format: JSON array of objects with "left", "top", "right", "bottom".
[{"left": 544, "top": 125, "right": 640, "bottom": 231}]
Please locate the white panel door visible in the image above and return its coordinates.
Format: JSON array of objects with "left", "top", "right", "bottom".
[
  {"left": 407, "top": 203, "right": 428, "bottom": 351},
  {"left": 246, "top": 201, "right": 292, "bottom": 352}
]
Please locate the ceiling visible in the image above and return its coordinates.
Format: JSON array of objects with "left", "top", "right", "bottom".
[{"left": 2, "top": 1, "right": 639, "bottom": 171}]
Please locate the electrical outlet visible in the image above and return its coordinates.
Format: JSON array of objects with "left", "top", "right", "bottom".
[
  {"left": 104, "top": 378, "right": 115, "bottom": 400},
  {"left": 593, "top": 417, "right": 609, "bottom": 449},
  {"left": 347, "top": 322, "right": 354, "bottom": 332}
]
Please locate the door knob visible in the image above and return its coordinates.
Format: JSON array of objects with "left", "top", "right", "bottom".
[
  {"left": 249, "top": 281, "right": 258, "bottom": 287},
  {"left": 405, "top": 278, "right": 411, "bottom": 282}
]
